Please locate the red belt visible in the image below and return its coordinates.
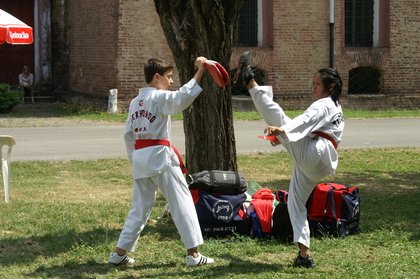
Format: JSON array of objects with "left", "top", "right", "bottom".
[
  {"left": 312, "top": 131, "right": 338, "bottom": 150},
  {"left": 134, "top": 139, "right": 187, "bottom": 174}
]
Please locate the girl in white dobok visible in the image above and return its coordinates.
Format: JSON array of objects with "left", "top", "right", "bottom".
[{"left": 236, "top": 52, "right": 344, "bottom": 268}]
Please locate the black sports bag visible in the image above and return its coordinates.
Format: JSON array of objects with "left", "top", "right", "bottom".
[
  {"left": 190, "top": 189, "right": 250, "bottom": 237},
  {"left": 187, "top": 170, "right": 248, "bottom": 195}
]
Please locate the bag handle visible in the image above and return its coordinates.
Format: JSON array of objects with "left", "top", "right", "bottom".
[
  {"left": 209, "top": 170, "right": 240, "bottom": 186},
  {"left": 186, "top": 173, "right": 193, "bottom": 184}
]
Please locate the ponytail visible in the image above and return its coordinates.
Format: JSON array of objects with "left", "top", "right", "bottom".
[{"left": 318, "top": 68, "right": 343, "bottom": 106}]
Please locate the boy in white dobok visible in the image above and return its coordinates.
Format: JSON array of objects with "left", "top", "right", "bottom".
[
  {"left": 109, "top": 57, "right": 214, "bottom": 267},
  {"left": 236, "top": 52, "right": 345, "bottom": 268}
]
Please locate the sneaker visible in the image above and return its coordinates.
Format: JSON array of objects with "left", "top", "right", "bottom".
[
  {"left": 185, "top": 253, "right": 215, "bottom": 267},
  {"left": 234, "top": 51, "right": 255, "bottom": 87},
  {"left": 109, "top": 252, "right": 135, "bottom": 266},
  {"left": 293, "top": 252, "right": 315, "bottom": 268}
]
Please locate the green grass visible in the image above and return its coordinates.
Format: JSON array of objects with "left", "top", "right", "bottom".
[
  {"left": 1, "top": 102, "right": 420, "bottom": 126},
  {"left": 1, "top": 148, "right": 419, "bottom": 278},
  {"left": 233, "top": 109, "right": 420, "bottom": 120}
]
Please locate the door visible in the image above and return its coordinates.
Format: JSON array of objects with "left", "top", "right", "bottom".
[{"left": 0, "top": 0, "right": 34, "bottom": 87}]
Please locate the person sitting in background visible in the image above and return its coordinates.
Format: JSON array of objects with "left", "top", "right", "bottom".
[{"left": 18, "top": 65, "right": 34, "bottom": 104}]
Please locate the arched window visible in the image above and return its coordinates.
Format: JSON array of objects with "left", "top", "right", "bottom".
[{"left": 348, "top": 66, "right": 381, "bottom": 94}]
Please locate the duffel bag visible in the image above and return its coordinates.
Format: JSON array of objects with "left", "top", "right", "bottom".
[
  {"left": 188, "top": 170, "right": 248, "bottom": 195},
  {"left": 307, "top": 182, "right": 360, "bottom": 237},
  {"left": 190, "top": 189, "right": 250, "bottom": 237}
]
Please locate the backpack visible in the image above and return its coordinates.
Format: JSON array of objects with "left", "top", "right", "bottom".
[
  {"left": 306, "top": 182, "right": 360, "bottom": 237},
  {"left": 187, "top": 170, "right": 248, "bottom": 195},
  {"left": 271, "top": 190, "right": 293, "bottom": 242},
  {"left": 190, "top": 189, "right": 250, "bottom": 237}
]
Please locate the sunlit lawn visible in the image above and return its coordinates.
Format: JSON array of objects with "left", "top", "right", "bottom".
[{"left": 1, "top": 148, "right": 419, "bottom": 278}]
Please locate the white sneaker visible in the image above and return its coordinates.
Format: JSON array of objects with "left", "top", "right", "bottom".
[
  {"left": 108, "top": 252, "right": 135, "bottom": 266},
  {"left": 185, "top": 253, "right": 215, "bottom": 267}
]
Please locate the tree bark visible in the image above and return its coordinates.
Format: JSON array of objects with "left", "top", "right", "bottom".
[{"left": 154, "top": 0, "right": 243, "bottom": 173}]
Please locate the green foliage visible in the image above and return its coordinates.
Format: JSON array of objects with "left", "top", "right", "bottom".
[
  {"left": 0, "top": 83, "right": 22, "bottom": 113},
  {"left": 0, "top": 148, "right": 419, "bottom": 278},
  {"left": 1, "top": 100, "right": 420, "bottom": 124}
]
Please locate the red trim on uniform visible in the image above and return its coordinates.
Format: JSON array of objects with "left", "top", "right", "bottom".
[
  {"left": 134, "top": 139, "right": 188, "bottom": 174},
  {"left": 312, "top": 131, "right": 338, "bottom": 150}
]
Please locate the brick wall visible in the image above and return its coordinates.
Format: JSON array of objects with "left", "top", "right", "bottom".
[
  {"left": 115, "top": 0, "right": 176, "bottom": 108},
  {"left": 387, "top": 0, "right": 420, "bottom": 95},
  {"left": 64, "top": 0, "right": 119, "bottom": 106},
  {"left": 57, "top": 0, "right": 419, "bottom": 110},
  {"left": 273, "top": 0, "right": 331, "bottom": 96}
]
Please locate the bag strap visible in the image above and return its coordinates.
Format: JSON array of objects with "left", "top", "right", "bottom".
[
  {"left": 209, "top": 171, "right": 214, "bottom": 187},
  {"left": 327, "top": 187, "right": 337, "bottom": 220},
  {"left": 235, "top": 172, "right": 240, "bottom": 186},
  {"left": 275, "top": 190, "right": 288, "bottom": 203},
  {"left": 209, "top": 171, "right": 215, "bottom": 190}
]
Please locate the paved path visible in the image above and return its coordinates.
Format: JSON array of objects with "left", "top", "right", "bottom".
[{"left": 1, "top": 118, "right": 419, "bottom": 161}]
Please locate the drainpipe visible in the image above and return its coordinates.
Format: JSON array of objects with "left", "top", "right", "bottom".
[{"left": 329, "top": 0, "right": 334, "bottom": 68}]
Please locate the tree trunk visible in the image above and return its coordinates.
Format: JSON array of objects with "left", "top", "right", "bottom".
[{"left": 154, "top": 0, "right": 243, "bottom": 173}]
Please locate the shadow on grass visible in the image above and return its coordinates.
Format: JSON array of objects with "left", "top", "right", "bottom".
[
  {"left": 1, "top": 169, "right": 418, "bottom": 277},
  {"left": 335, "top": 170, "right": 420, "bottom": 236},
  {"left": 135, "top": 253, "right": 285, "bottom": 279},
  {"left": 27, "top": 260, "right": 115, "bottom": 278},
  {"left": 148, "top": 169, "right": 420, "bottom": 243},
  {"left": 0, "top": 228, "right": 120, "bottom": 266},
  {"left": 26, "top": 254, "right": 286, "bottom": 279},
  {"left": 251, "top": 170, "right": 420, "bottom": 240}
]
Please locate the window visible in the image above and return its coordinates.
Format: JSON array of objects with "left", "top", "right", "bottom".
[
  {"left": 235, "top": 0, "right": 272, "bottom": 48},
  {"left": 345, "top": 0, "right": 374, "bottom": 47},
  {"left": 345, "top": 0, "right": 389, "bottom": 47},
  {"left": 348, "top": 67, "right": 381, "bottom": 94},
  {"left": 236, "top": 0, "right": 258, "bottom": 47}
]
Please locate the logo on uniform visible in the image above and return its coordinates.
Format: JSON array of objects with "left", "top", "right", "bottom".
[
  {"left": 139, "top": 100, "right": 144, "bottom": 106},
  {"left": 331, "top": 112, "right": 344, "bottom": 127}
]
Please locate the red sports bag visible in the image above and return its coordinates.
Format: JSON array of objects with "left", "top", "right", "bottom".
[{"left": 307, "top": 182, "right": 360, "bottom": 237}]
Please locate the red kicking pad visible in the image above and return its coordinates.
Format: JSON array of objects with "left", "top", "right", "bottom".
[
  {"left": 257, "top": 135, "right": 278, "bottom": 141},
  {"left": 204, "top": 60, "right": 230, "bottom": 88}
]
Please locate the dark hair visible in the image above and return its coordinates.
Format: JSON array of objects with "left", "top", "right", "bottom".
[
  {"left": 318, "top": 68, "right": 343, "bottom": 106},
  {"left": 144, "top": 58, "right": 174, "bottom": 83}
]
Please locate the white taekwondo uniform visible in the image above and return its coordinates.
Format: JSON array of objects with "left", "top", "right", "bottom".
[
  {"left": 249, "top": 86, "right": 344, "bottom": 248},
  {"left": 116, "top": 79, "right": 204, "bottom": 251}
]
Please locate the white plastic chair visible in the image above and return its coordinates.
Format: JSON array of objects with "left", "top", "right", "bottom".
[{"left": 0, "top": 135, "right": 16, "bottom": 202}]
